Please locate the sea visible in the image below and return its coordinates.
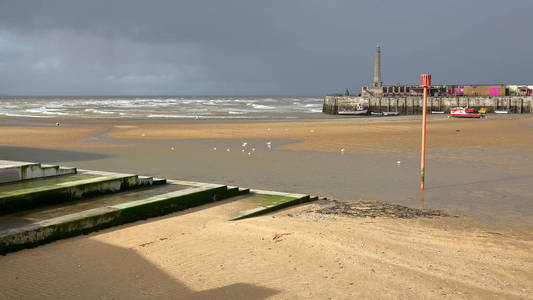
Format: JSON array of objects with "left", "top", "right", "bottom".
[{"left": 0, "top": 96, "right": 329, "bottom": 120}]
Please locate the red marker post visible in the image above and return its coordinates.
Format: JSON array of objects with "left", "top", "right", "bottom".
[{"left": 419, "top": 74, "right": 431, "bottom": 192}]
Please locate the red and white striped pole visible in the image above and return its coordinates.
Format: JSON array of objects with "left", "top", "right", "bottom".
[{"left": 419, "top": 74, "right": 432, "bottom": 192}]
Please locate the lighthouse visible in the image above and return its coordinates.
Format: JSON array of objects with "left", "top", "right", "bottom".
[{"left": 372, "top": 45, "right": 382, "bottom": 88}]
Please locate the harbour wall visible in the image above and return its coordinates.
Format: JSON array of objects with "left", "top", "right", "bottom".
[{"left": 322, "top": 96, "right": 533, "bottom": 115}]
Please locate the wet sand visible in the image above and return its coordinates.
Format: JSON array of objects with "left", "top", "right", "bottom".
[
  {"left": 1, "top": 115, "right": 532, "bottom": 225},
  {"left": 1, "top": 115, "right": 533, "bottom": 298}
]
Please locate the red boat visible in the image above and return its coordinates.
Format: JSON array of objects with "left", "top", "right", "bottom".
[{"left": 449, "top": 107, "right": 481, "bottom": 118}]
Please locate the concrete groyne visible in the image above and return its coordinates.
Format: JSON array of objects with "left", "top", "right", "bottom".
[
  {"left": 0, "top": 160, "right": 317, "bottom": 254},
  {"left": 323, "top": 96, "right": 533, "bottom": 115}
]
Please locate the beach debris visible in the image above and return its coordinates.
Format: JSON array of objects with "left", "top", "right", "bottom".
[
  {"left": 302, "top": 200, "right": 451, "bottom": 219},
  {"left": 272, "top": 232, "right": 292, "bottom": 243},
  {"left": 139, "top": 241, "right": 154, "bottom": 247}
]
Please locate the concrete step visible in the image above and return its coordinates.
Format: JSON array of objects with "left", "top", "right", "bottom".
[
  {"left": 152, "top": 178, "right": 167, "bottom": 185},
  {"left": 238, "top": 188, "right": 250, "bottom": 195},
  {"left": 0, "top": 171, "right": 149, "bottom": 214},
  {"left": 137, "top": 175, "right": 154, "bottom": 186},
  {"left": 0, "top": 182, "right": 192, "bottom": 232},
  {"left": 0, "top": 160, "right": 77, "bottom": 184},
  {"left": 0, "top": 183, "right": 238, "bottom": 254}
]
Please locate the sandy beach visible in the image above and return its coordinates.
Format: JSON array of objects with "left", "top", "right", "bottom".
[
  {"left": 1, "top": 115, "right": 533, "bottom": 299},
  {"left": 0, "top": 198, "right": 532, "bottom": 299}
]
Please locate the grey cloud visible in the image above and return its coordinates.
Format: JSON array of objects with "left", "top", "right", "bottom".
[{"left": 0, "top": 0, "right": 532, "bottom": 95}]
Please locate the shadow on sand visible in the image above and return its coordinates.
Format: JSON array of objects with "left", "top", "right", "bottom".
[{"left": 0, "top": 238, "right": 278, "bottom": 299}]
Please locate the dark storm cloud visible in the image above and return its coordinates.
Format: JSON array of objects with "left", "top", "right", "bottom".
[{"left": 0, "top": 0, "right": 532, "bottom": 95}]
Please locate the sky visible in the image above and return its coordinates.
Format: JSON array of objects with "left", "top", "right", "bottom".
[{"left": 0, "top": 0, "right": 532, "bottom": 96}]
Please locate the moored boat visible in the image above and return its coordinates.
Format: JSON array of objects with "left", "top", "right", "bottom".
[
  {"left": 494, "top": 109, "right": 511, "bottom": 114},
  {"left": 382, "top": 111, "right": 400, "bottom": 116},
  {"left": 338, "top": 109, "right": 368, "bottom": 115},
  {"left": 449, "top": 107, "right": 481, "bottom": 118}
]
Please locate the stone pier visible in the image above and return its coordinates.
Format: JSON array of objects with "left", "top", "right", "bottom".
[{"left": 323, "top": 95, "right": 533, "bottom": 115}]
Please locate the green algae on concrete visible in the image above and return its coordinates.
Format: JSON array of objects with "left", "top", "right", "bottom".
[
  {"left": 0, "top": 172, "right": 145, "bottom": 214},
  {"left": 0, "top": 183, "right": 191, "bottom": 231},
  {"left": 0, "top": 184, "right": 245, "bottom": 255},
  {"left": 230, "top": 190, "right": 315, "bottom": 221}
]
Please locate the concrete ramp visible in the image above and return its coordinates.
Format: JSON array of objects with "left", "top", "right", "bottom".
[{"left": 230, "top": 190, "right": 316, "bottom": 220}]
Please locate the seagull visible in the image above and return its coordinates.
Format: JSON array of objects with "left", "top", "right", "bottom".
[
  {"left": 226, "top": 148, "right": 230, "bottom": 152},
  {"left": 213, "top": 147, "right": 217, "bottom": 151},
  {"left": 242, "top": 142, "right": 247, "bottom": 147},
  {"left": 171, "top": 146, "right": 175, "bottom": 151}
]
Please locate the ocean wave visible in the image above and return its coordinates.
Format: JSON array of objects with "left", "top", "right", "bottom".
[
  {"left": 84, "top": 108, "right": 115, "bottom": 114},
  {"left": 250, "top": 104, "right": 275, "bottom": 110},
  {"left": 25, "top": 108, "right": 69, "bottom": 116},
  {"left": 1, "top": 112, "right": 49, "bottom": 118},
  {"left": 0, "top": 96, "right": 325, "bottom": 119}
]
